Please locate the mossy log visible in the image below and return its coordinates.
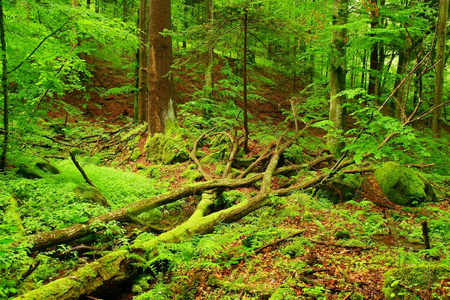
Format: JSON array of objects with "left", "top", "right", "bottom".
[
  {"left": 25, "top": 156, "right": 329, "bottom": 252},
  {"left": 18, "top": 139, "right": 330, "bottom": 299},
  {"left": 18, "top": 174, "right": 325, "bottom": 299}
]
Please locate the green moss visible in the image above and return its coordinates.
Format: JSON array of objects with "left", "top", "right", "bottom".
[
  {"left": 269, "top": 286, "right": 297, "bottom": 299},
  {"left": 375, "top": 162, "right": 433, "bottom": 206},
  {"left": 130, "top": 149, "right": 142, "bottom": 161},
  {"left": 384, "top": 265, "right": 450, "bottom": 299},
  {"left": 147, "top": 165, "right": 162, "bottom": 179},
  {"left": 282, "top": 240, "right": 307, "bottom": 258},
  {"left": 334, "top": 230, "right": 350, "bottom": 240},
  {"left": 321, "top": 173, "right": 363, "bottom": 204},
  {"left": 16, "top": 165, "right": 43, "bottom": 179},
  {"left": 144, "top": 133, "right": 188, "bottom": 164},
  {"left": 214, "top": 164, "right": 226, "bottom": 176},
  {"left": 74, "top": 185, "right": 110, "bottom": 207},
  {"left": 181, "top": 168, "right": 202, "bottom": 182},
  {"left": 35, "top": 162, "right": 60, "bottom": 174},
  {"left": 303, "top": 211, "right": 314, "bottom": 221}
]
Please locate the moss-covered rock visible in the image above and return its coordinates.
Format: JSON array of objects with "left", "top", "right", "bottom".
[
  {"left": 74, "top": 185, "right": 110, "bottom": 208},
  {"left": 334, "top": 229, "right": 350, "bottom": 240},
  {"left": 181, "top": 165, "right": 202, "bottom": 182},
  {"left": 35, "top": 162, "right": 60, "bottom": 174},
  {"left": 375, "top": 162, "right": 436, "bottom": 206},
  {"left": 16, "top": 165, "right": 43, "bottom": 179},
  {"left": 130, "top": 149, "right": 141, "bottom": 162},
  {"left": 144, "top": 133, "right": 188, "bottom": 164},
  {"left": 321, "top": 173, "right": 363, "bottom": 204},
  {"left": 147, "top": 165, "right": 162, "bottom": 179},
  {"left": 384, "top": 265, "right": 450, "bottom": 299}
]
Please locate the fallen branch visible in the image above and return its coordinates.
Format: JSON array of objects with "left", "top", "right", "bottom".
[
  {"left": 254, "top": 229, "right": 305, "bottom": 254},
  {"left": 69, "top": 150, "right": 96, "bottom": 188}
]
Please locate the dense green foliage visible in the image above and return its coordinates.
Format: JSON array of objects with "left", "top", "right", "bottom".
[{"left": 0, "top": 0, "right": 449, "bottom": 299}]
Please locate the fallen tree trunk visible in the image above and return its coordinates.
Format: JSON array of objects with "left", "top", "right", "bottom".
[
  {"left": 18, "top": 135, "right": 333, "bottom": 299},
  {"left": 25, "top": 155, "right": 332, "bottom": 252}
]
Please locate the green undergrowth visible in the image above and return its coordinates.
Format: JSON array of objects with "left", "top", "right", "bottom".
[
  {"left": 130, "top": 191, "right": 450, "bottom": 300},
  {"left": 0, "top": 154, "right": 167, "bottom": 298}
]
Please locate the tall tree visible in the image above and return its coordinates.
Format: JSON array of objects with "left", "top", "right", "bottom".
[
  {"left": 137, "top": 0, "right": 149, "bottom": 123},
  {"left": 0, "top": 0, "right": 8, "bottom": 172},
  {"left": 367, "top": 0, "right": 386, "bottom": 104},
  {"left": 204, "top": 0, "right": 214, "bottom": 97},
  {"left": 147, "top": 0, "right": 176, "bottom": 134},
  {"left": 328, "top": 0, "right": 348, "bottom": 157},
  {"left": 432, "top": 0, "right": 448, "bottom": 135}
]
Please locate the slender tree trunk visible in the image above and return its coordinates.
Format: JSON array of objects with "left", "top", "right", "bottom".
[
  {"left": 328, "top": 0, "right": 348, "bottom": 157},
  {"left": 148, "top": 0, "right": 176, "bottom": 134},
  {"left": 368, "top": 0, "right": 385, "bottom": 105},
  {"left": 432, "top": 0, "right": 449, "bottom": 135},
  {"left": 393, "top": 48, "right": 410, "bottom": 120},
  {"left": 368, "top": 41, "right": 381, "bottom": 102},
  {"left": 361, "top": 50, "right": 367, "bottom": 88},
  {"left": 137, "top": 0, "right": 149, "bottom": 123},
  {"left": 242, "top": 9, "right": 249, "bottom": 151},
  {"left": 87, "top": 0, "right": 91, "bottom": 9},
  {"left": 0, "top": 0, "right": 9, "bottom": 173},
  {"left": 204, "top": 0, "right": 214, "bottom": 98},
  {"left": 95, "top": 0, "right": 100, "bottom": 13}
]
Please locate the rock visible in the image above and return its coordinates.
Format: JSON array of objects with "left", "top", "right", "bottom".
[
  {"left": 74, "top": 185, "right": 110, "bottom": 208},
  {"left": 384, "top": 265, "right": 450, "bottom": 299},
  {"left": 35, "top": 162, "right": 60, "bottom": 174},
  {"left": 375, "top": 162, "right": 436, "bottom": 206},
  {"left": 321, "top": 173, "right": 363, "bottom": 204},
  {"left": 144, "top": 133, "right": 188, "bottom": 164},
  {"left": 16, "top": 165, "right": 43, "bottom": 179}
]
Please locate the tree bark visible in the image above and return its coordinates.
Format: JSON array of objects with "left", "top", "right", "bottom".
[
  {"left": 204, "top": 0, "right": 214, "bottom": 98},
  {"left": 432, "top": 0, "right": 448, "bottom": 136},
  {"left": 137, "top": 0, "right": 149, "bottom": 123},
  {"left": 328, "top": 0, "right": 348, "bottom": 157},
  {"left": 147, "top": 0, "right": 176, "bottom": 135},
  {"left": 0, "top": 0, "right": 9, "bottom": 173},
  {"left": 242, "top": 9, "right": 249, "bottom": 151}
]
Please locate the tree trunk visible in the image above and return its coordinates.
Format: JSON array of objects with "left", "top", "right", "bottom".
[
  {"left": 204, "top": 0, "right": 214, "bottom": 98},
  {"left": 432, "top": 0, "right": 449, "bottom": 136},
  {"left": 367, "top": 0, "right": 385, "bottom": 105},
  {"left": 137, "top": 0, "right": 149, "bottom": 123},
  {"left": 392, "top": 47, "right": 411, "bottom": 120},
  {"left": 242, "top": 10, "right": 249, "bottom": 152},
  {"left": 25, "top": 170, "right": 290, "bottom": 251},
  {"left": 95, "top": 0, "right": 100, "bottom": 13},
  {"left": 87, "top": 0, "right": 91, "bottom": 9},
  {"left": 328, "top": 0, "right": 348, "bottom": 157},
  {"left": 147, "top": 0, "right": 176, "bottom": 135},
  {"left": 0, "top": 0, "right": 9, "bottom": 173}
]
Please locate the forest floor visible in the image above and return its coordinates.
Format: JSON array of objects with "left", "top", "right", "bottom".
[{"left": 2, "top": 57, "right": 449, "bottom": 300}]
